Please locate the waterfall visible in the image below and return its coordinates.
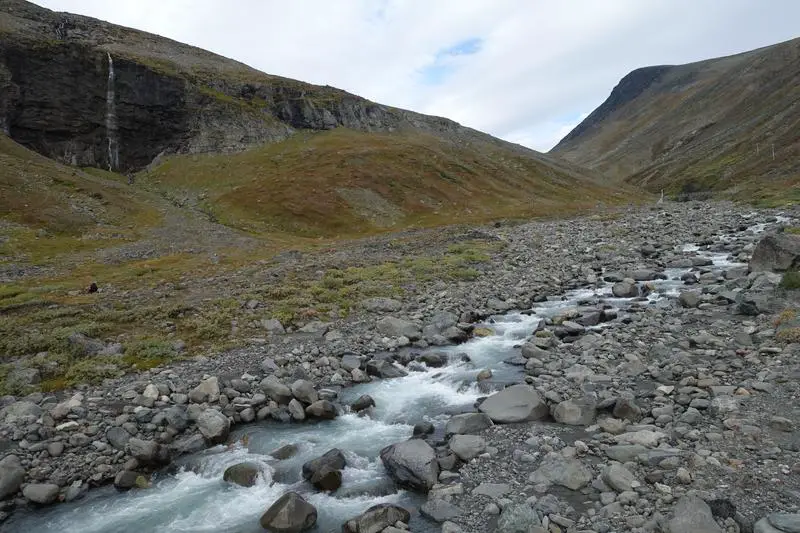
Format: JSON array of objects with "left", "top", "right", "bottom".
[{"left": 105, "top": 52, "right": 119, "bottom": 171}]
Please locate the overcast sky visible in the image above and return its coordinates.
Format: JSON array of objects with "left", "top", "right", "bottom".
[{"left": 33, "top": 0, "right": 800, "bottom": 152}]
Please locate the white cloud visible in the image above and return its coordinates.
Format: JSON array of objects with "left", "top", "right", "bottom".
[{"left": 33, "top": 0, "right": 800, "bottom": 151}]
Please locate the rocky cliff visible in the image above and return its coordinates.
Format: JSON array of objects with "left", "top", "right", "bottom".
[{"left": 0, "top": 0, "right": 557, "bottom": 173}]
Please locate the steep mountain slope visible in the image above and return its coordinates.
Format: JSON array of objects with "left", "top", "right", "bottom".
[
  {"left": 0, "top": 0, "right": 626, "bottom": 237},
  {"left": 551, "top": 37, "right": 800, "bottom": 202}
]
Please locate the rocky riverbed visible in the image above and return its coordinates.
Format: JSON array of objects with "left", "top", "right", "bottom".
[{"left": 1, "top": 201, "right": 800, "bottom": 532}]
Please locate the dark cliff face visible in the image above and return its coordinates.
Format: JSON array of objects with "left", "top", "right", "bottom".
[
  {"left": 0, "top": 41, "right": 190, "bottom": 170},
  {"left": 554, "top": 65, "right": 673, "bottom": 149},
  {"left": 0, "top": 0, "right": 520, "bottom": 173}
]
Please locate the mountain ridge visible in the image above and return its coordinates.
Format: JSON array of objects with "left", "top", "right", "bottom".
[{"left": 551, "top": 36, "right": 800, "bottom": 203}]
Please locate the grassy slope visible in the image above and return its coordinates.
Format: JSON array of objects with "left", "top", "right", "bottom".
[
  {"left": 550, "top": 37, "right": 800, "bottom": 202},
  {"left": 0, "top": 135, "right": 161, "bottom": 264},
  {"left": 144, "top": 128, "right": 629, "bottom": 237}
]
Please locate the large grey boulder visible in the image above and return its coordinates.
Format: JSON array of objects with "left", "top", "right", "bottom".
[
  {"left": 420, "top": 499, "right": 463, "bottom": 522},
  {"left": 449, "top": 435, "right": 486, "bottom": 461},
  {"left": 342, "top": 503, "right": 410, "bottom": 533},
  {"left": 302, "top": 449, "right": 346, "bottom": 481},
  {"left": 478, "top": 384, "right": 548, "bottom": 423},
  {"left": 223, "top": 463, "right": 263, "bottom": 487},
  {"left": 754, "top": 513, "right": 800, "bottom": 533},
  {"left": 1, "top": 400, "right": 42, "bottom": 422},
  {"left": 750, "top": 234, "right": 800, "bottom": 272},
  {"left": 127, "top": 438, "right": 166, "bottom": 465},
  {"left": 0, "top": 455, "right": 25, "bottom": 500},
  {"left": 380, "top": 439, "right": 439, "bottom": 492},
  {"left": 667, "top": 495, "right": 724, "bottom": 533},
  {"left": 365, "top": 359, "right": 407, "bottom": 379},
  {"left": 290, "top": 380, "right": 318, "bottom": 405},
  {"left": 376, "top": 317, "right": 421, "bottom": 340},
  {"left": 106, "top": 426, "right": 131, "bottom": 451},
  {"left": 602, "top": 463, "right": 637, "bottom": 492},
  {"left": 23, "top": 483, "right": 60, "bottom": 504},
  {"left": 612, "top": 281, "right": 640, "bottom": 298},
  {"left": 444, "top": 413, "right": 493, "bottom": 435},
  {"left": 305, "top": 400, "right": 337, "bottom": 420},
  {"left": 196, "top": 409, "right": 230, "bottom": 444},
  {"left": 529, "top": 452, "right": 592, "bottom": 490},
  {"left": 261, "top": 376, "right": 293, "bottom": 404},
  {"left": 259, "top": 492, "right": 317, "bottom": 532},
  {"left": 188, "top": 376, "right": 220, "bottom": 404},
  {"left": 496, "top": 503, "right": 543, "bottom": 533},
  {"left": 551, "top": 398, "right": 596, "bottom": 426}
]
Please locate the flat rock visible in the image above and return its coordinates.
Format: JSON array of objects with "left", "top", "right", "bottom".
[
  {"left": 668, "top": 495, "right": 724, "bottom": 533},
  {"left": 529, "top": 452, "right": 592, "bottom": 490},
  {"left": 478, "top": 384, "right": 548, "bottom": 423},
  {"left": 420, "top": 499, "right": 463, "bottom": 522}
]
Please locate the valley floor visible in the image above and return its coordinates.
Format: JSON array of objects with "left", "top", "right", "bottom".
[{"left": 1, "top": 201, "right": 800, "bottom": 532}]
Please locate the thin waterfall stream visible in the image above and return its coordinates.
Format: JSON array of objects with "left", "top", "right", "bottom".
[{"left": 105, "top": 52, "right": 119, "bottom": 171}]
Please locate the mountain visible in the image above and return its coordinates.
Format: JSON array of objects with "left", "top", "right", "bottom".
[
  {"left": 551, "top": 37, "right": 800, "bottom": 204},
  {"left": 0, "top": 0, "right": 625, "bottom": 240}
]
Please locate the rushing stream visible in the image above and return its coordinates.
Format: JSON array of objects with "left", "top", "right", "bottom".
[{"left": 7, "top": 221, "right": 787, "bottom": 533}]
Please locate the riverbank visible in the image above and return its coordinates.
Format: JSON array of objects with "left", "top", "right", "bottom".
[{"left": 1, "top": 201, "right": 799, "bottom": 532}]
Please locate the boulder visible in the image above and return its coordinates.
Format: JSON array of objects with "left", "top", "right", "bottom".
[
  {"left": 449, "top": 434, "right": 487, "bottom": 461},
  {"left": 305, "top": 400, "right": 337, "bottom": 420},
  {"left": 342, "top": 503, "right": 411, "bottom": 533},
  {"left": 552, "top": 398, "right": 596, "bottom": 426},
  {"left": 444, "top": 413, "right": 493, "bottom": 435},
  {"left": 259, "top": 492, "right": 317, "bottom": 532},
  {"left": 497, "top": 503, "right": 543, "bottom": 533},
  {"left": 302, "top": 449, "right": 346, "bottom": 481},
  {"left": 528, "top": 452, "right": 592, "bottom": 490},
  {"left": 188, "top": 376, "right": 220, "bottom": 404},
  {"left": 602, "top": 463, "right": 637, "bottom": 492},
  {"left": 350, "top": 395, "right": 376, "bottom": 412},
  {"left": 755, "top": 513, "right": 800, "bottom": 533},
  {"left": 309, "top": 466, "right": 342, "bottom": 492},
  {"left": 365, "top": 359, "right": 407, "bottom": 379},
  {"left": 420, "top": 499, "right": 463, "bottom": 522},
  {"left": 261, "top": 376, "right": 293, "bottom": 404},
  {"left": 0, "top": 455, "right": 25, "bottom": 500},
  {"left": 679, "top": 291, "right": 701, "bottom": 308},
  {"left": 750, "top": 234, "right": 800, "bottom": 272},
  {"left": 417, "top": 351, "right": 448, "bottom": 368},
  {"left": 164, "top": 406, "right": 189, "bottom": 431},
  {"left": 667, "top": 495, "right": 724, "bottom": 533},
  {"left": 270, "top": 444, "right": 299, "bottom": 460},
  {"left": 223, "top": 462, "right": 263, "bottom": 487},
  {"left": 612, "top": 281, "right": 639, "bottom": 298},
  {"left": 376, "top": 317, "right": 421, "bottom": 340},
  {"left": 67, "top": 332, "right": 104, "bottom": 356},
  {"left": 196, "top": 409, "right": 230, "bottom": 444},
  {"left": 114, "top": 470, "right": 148, "bottom": 491},
  {"left": 478, "top": 384, "right": 549, "bottom": 423},
  {"left": 22, "top": 483, "right": 60, "bottom": 504},
  {"left": 288, "top": 399, "right": 306, "bottom": 421},
  {"left": 106, "top": 426, "right": 132, "bottom": 451},
  {"left": 1, "top": 400, "right": 42, "bottom": 422},
  {"left": 262, "top": 318, "right": 286, "bottom": 335},
  {"left": 290, "top": 380, "right": 318, "bottom": 405},
  {"left": 380, "top": 439, "right": 439, "bottom": 492},
  {"left": 127, "top": 438, "right": 166, "bottom": 465}
]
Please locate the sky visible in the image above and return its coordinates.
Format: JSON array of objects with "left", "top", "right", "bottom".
[{"left": 33, "top": 0, "right": 800, "bottom": 152}]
